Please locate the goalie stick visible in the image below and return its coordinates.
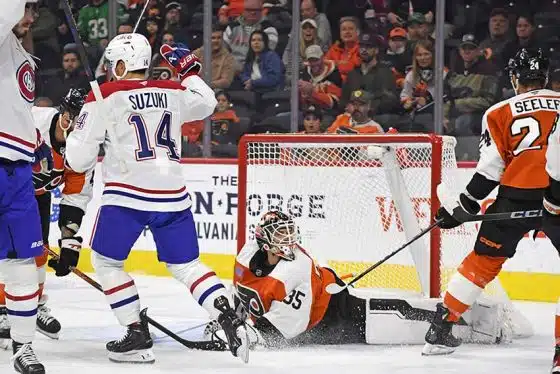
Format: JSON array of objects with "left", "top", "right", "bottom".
[
  {"left": 46, "top": 248, "right": 227, "bottom": 352},
  {"left": 325, "top": 219, "right": 443, "bottom": 295}
]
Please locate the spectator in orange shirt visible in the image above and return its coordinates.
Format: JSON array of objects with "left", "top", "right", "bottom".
[
  {"left": 324, "top": 16, "right": 361, "bottom": 82},
  {"left": 212, "top": 91, "right": 241, "bottom": 145},
  {"left": 327, "top": 90, "right": 384, "bottom": 134}
]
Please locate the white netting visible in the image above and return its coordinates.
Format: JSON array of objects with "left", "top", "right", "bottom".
[{"left": 240, "top": 134, "right": 532, "bottom": 338}]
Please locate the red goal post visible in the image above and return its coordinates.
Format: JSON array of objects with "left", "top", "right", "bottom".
[{"left": 236, "top": 133, "right": 460, "bottom": 298}]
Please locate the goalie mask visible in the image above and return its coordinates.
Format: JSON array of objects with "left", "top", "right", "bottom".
[{"left": 255, "top": 211, "right": 300, "bottom": 261}]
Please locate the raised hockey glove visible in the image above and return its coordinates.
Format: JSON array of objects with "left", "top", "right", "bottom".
[
  {"left": 33, "top": 168, "right": 64, "bottom": 194},
  {"left": 160, "top": 43, "right": 202, "bottom": 80},
  {"left": 48, "top": 237, "right": 82, "bottom": 277},
  {"left": 435, "top": 184, "right": 480, "bottom": 229},
  {"left": 33, "top": 129, "right": 54, "bottom": 172}
]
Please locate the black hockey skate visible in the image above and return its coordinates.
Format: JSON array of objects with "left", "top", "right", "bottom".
[
  {"left": 106, "top": 320, "right": 155, "bottom": 364},
  {"left": 36, "top": 296, "right": 61, "bottom": 339},
  {"left": 11, "top": 342, "right": 45, "bottom": 374},
  {"left": 215, "top": 296, "right": 249, "bottom": 363},
  {"left": 552, "top": 345, "right": 560, "bottom": 374},
  {"left": 422, "top": 303, "right": 462, "bottom": 356}
]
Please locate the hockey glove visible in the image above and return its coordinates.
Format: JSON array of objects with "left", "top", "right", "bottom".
[
  {"left": 33, "top": 168, "right": 64, "bottom": 194},
  {"left": 33, "top": 129, "right": 54, "bottom": 172},
  {"left": 48, "top": 237, "right": 82, "bottom": 277},
  {"left": 160, "top": 43, "right": 202, "bottom": 80},
  {"left": 435, "top": 184, "right": 480, "bottom": 229}
]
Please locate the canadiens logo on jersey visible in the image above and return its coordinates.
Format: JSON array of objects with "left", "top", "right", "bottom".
[{"left": 17, "top": 60, "right": 35, "bottom": 103}]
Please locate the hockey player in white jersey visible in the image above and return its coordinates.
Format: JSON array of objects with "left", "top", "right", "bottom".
[
  {"left": 0, "top": 1, "right": 52, "bottom": 373},
  {"left": 543, "top": 114, "right": 560, "bottom": 373},
  {"left": 64, "top": 33, "right": 249, "bottom": 364}
]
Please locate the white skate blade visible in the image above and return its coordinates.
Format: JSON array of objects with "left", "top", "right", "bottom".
[
  {"left": 108, "top": 349, "right": 155, "bottom": 364},
  {"left": 235, "top": 327, "right": 250, "bottom": 364},
  {"left": 0, "top": 338, "right": 9, "bottom": 350},
  {"left": 422, "top": 343, "right": 456, "bottom": 356},
  {"left": 37, "top": 327, "right": 59, "bottom": 340}
]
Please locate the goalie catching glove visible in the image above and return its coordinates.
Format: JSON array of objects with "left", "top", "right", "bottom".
[
  {"left": 48, "top": 236, "right": 82, "bottom": 277},
  {"left": 160, "top": 43, "right": 201, "bottom": 80},
  {"left": 435, "top": 184, "right": 480, "bottom": 229}
]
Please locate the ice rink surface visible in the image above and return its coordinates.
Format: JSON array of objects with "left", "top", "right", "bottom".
[{"left": 0, "top": 273, "right": 555, "bottom": 374}]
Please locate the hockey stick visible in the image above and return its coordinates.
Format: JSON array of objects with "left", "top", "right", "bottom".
[
  {"left": 325, "top": 219, "right": 443, "bottom": 295},
  {"left": 453, "top": 208, "right": 543, "bottom": 223},
  {"left": 46, "top": 248, "right": 227, "bottom": 351},
  {"left": 132, "top": 0, "right": 151, "bottom": 33},
  {"left": 60, "top": 0, "right": 128, "bottom": 173}
]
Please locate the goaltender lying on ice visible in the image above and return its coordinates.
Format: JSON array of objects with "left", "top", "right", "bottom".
[{"left": 203, "top": 211, "right": 516, "bottom": 348}]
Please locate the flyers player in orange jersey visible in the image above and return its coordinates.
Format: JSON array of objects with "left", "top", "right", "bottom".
[
  {"left": 423, "top": 48, "right": 560, "bottom": 358},
  {"left": 224, "top": 211, "right": 513, "bottom": 349},
  {"left": 0, "top": 88, "right": 93, "bottom": 346}
]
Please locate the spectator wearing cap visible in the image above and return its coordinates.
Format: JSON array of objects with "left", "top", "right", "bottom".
[
  {"left": 479, "top": 8, "right": 512, "bottom": 66},
  {"left": 239, "top": 30, "right": 284, "bottom": 94},
  {"left": 406, "top": 12, "right": 433, "bottom": 50},
  {"left": 283, "top": 18, "right": 327, "bottom": 86},
  {"left": 300, "top": 106, "right": 324, "bottom": 134},
  {"left": 223, "top": 0, "right": 279, "bottom": 72},
  {"left": 301, "top": 0, "right": 331, "bottom": 47},
  {"left": 39, "top": 50, "right": 90, "bottom": 106},
  {"left": 327, "top": 89, "right": 384, "bottom": 134},
  {"left": 163, "top": 2, "right": 182, "bottom": 37},
  {"left": 444, "top": 35, "right": 499, "bottom": 135},
  {"left": 299, "top": 45, "right": 343, "bottom": 113},
  {"left": 325, "top": 16, "right": 362, "bottom": 82},
  {"left": 193, "top": 26, "right": 236, "bottom": 89},
  {"left": 449, "top": 34, "right": 498, "bottom": 76},
  {"left": 381, "top": 27, "right": 413, "bottom": 89},
  {"left": 341, "top": 32, "right": 399, "bottom": 115},
  {"left": 501, "top": 14, "right": 541, "bottom": 70}
]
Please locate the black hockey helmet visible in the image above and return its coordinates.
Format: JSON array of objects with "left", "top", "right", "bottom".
[
  {"left": 255, "top": 211, "right": 300, "bottom": 261},
  {"left": 60, "top": 88, "right": 87, "bottom": 119},
  {"left": 508, "top": 48, "right": 549, "bottom": 92}
]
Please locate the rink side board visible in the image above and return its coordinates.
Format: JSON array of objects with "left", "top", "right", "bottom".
[{"left": 46, "top": 159, "right": 560, "bottom": 303}]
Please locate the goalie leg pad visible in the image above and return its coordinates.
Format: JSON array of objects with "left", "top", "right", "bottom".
[
  {"left": 454, "top": 297, "right": 512, "bottom": 344},
  {"left": 92, "top": 251, "right": 140, "bottom": 326},
  {"left": 0, "top": 259, "right": 39, "bottom": 344},
  {"left": 167, "top": 260, "right": 229, "bottom": 320}
]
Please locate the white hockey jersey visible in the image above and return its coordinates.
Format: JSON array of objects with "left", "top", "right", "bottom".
[
  {"left": 0, "top": 1, "right": 38, "bottom": 162},
  {"left": 65, "top": 75, "right": 217, "bottom": 212},
  {"left": 32, "top": 106, "right": 93, "bottom": 213},
  {"left": 233, "top": 242, "right": 336, "bottom": 339}
]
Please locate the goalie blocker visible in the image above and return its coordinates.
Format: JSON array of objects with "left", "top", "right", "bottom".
[{"left": 231, "top": 211, "right": 513, "bottom": 348}]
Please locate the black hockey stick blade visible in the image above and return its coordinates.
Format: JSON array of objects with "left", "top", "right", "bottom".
[
  {"left": 325, "top": 218, "right": 442, "bottom": 295},
  {"left": 139, "top": 308, "right": 228, "bottom": 351},
  {"left": 454, "top": 208, "right": 543, "bottom": 223}
]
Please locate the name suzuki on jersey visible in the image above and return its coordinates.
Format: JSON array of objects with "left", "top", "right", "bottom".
[
  {"left": 513, "top": 97, "right": 560, "bottom": 114},
  {"left": 128, "top": 92, "right": 168, "bottom": 110}
]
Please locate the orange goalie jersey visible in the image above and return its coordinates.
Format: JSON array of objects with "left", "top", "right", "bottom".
[
  {"left": 478, "top": 89, "right": 560, "bottom": 198},
  {"left": 233, "top": 242, "right": 336, "bottom": 339}
]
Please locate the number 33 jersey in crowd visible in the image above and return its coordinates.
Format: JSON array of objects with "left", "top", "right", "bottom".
[
  {"left": 234, "top": 242, "right": 336, "bottom": 339},
  {"left": 478, "top": 89, "right": 560, "bottom": 199},
  {"left": 65, "top": 76, "right": 216, "bottom": 212}
]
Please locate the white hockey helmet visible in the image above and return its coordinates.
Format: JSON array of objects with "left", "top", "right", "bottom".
[
  {"left": 104, "top": 33, "right": 152, "bottom": 80},
  {"left": 255, "top": 211, "right": 300, "bottom": 261}
]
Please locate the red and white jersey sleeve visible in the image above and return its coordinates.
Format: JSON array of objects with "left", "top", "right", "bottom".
[
  {"left": 234, "top": 242, "right": 335, "bottom": 339},
  {"left": 65, "top": 75, "right": 216, "bottom": 212},
  {"left": 0, "top": 1, "right": 38, "bottom": 162},
  {"left": 546, "top": 114, "right": 560, "bottom": 183}
]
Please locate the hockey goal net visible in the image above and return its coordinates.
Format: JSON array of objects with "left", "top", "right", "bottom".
[{"left": 237, "top": 134, "right": 532, "bottom": 337}]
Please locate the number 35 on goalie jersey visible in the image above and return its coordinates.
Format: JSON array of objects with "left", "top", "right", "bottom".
[
  {"left": 478, "top": 89, "right": 560, "bottom": 195},
  {"left": 233, "top": 242, "right": 336, "bottom": 339}
]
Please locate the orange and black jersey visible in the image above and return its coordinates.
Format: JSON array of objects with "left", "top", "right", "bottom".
[{"left": 469, "top": 89, "right": 560, "bottom": 200}]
